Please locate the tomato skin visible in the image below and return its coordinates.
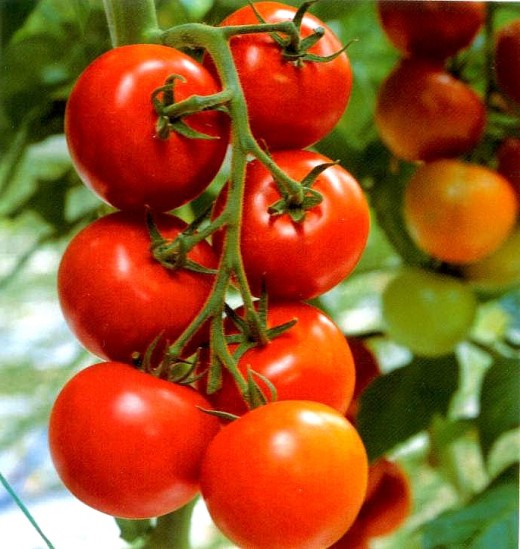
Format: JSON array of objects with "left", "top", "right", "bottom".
[
  {"left": 382, "top": 268, "right": 477, "bottom": 357},
  {"left": 375, "top": 58, "right": 486, "bottom": 162},
  {"left": 200, "top": 400, "right": 368, "bottom": 549},
  {"left": 345, "top": 338, "right": 381, "bottom": 422},
  {"left": 203, "top": 302, "right": 356, "bottom": 416},
  {"left": 497, "top": 137, "right": 520, "bottom": 202},
  {"left": 213, "top": 150, "right": 370, "bottom": 300},
  {"left": 48, "top": 362, "right": 221, "bottom": 519},
  {"left": 57, "top": 211, "right": 216, "bottom": 363},
  {"left": 65, "top": 44, "right": 229, "bottom": 212},
  {"left": 495, "top": 20, "right": 520, "bottom": 105},
  {"left": 404, "top": 159, "right": 518, "bottom": 264},
  {"left": 211, "top": 2, "right": 352, "bottom": 150},
  {"left": 377, "top": 0, "right": 486, "bottom": 60},
  {"left": 331, "top": 459, "right": 411, "bottom": 548},
  {"left": 463, "top": 227, "right": 520, "bottom": 293}
]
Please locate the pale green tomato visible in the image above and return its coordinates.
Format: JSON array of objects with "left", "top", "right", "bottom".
[{"left": 382, "top": 268, "right": 478, "bottom": 356}]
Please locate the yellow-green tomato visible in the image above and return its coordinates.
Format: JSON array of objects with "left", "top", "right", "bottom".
[
  {"left": 463, "top": 227, "right": 520, "bottom": 293},
  {"left": 382, "top": 268, "right": 477, "bottom": 356}
]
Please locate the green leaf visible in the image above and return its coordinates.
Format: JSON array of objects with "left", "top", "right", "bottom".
[
  {"left": 356, "top": 355, "right": 459, "bottom": 461},
  {"left": 422, "top": 477, "right": 519, "bottom": 549},
  {"left": 477, "top": 357, "right": 520, "bottom": 458}
]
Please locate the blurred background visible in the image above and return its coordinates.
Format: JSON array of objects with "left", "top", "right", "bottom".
[{"left": 1, "top": 0, "right": 519, "bottom": 547}]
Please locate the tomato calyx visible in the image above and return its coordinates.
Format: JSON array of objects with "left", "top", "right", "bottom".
[
  {"left": 152, "top": 74, "right": 232, "bottom": 140},
  {"left": 268, "top": 160, "right": 336, "bottom": 222},
  {"left": 249, "top": 0, "right": 350, "bottom": 67},
  {"left": 224, "top": 300, "right": 297, "bottom": 359},
  {"left": 146, "top": 210, "right": 218, "bottom": 275}
]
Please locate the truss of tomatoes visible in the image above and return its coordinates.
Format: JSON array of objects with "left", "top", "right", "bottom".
[{"left": 49, "top": 2, "right": 373, "bottom": 548}]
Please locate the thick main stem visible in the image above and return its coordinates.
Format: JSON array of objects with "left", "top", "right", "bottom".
[{"left": 102, "top": 0, "right": 160, "bottom": 46}]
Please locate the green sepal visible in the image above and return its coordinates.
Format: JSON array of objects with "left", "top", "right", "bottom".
[
  {"left": 169, "top": 119, "right": 219, "bottom": 140},
  {"left": 197, "top": 407, "right": 239, "bottom": 422}
]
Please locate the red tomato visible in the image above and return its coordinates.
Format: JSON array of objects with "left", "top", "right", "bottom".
[
  {"left": 495, "top": 19, "right": 520, "bottom": 105},
  {"left": 202, "top": 302, "right": 356, "bottom": 415},
  {"left": 65, "top": 44, "right": 229, "bottom": 212},
  {"left": 497, "top": 137, "right": 520, "bottom": 202},
  {"left": 375, "top": 58, "right": 486, "bottom": 162},
  {"left": 358, "top": 459, "right": 411, "bottom": 538},
  {"left": 331, "top": 459, "right": 411, "bottom": 547},
  {"left": 213, "top": 150, "right": 370, "bottom": 300},
  {"left": 210, "top": 2, "right": 352, "bottom": 150},
  {"left": 200, "top": 400, "right": 368, "bottom": 549},
  {"left": 346, "top": 338, "right": 381, "bottom": 422},
  {"left": 58, "top": 211, "right": 216, "bottom": 363},
  {"left": 49, "top": 362, "right": 220, "bottom": 519},
  {"left": 377, "top": 0, "right": 486, "bottom": 60}
]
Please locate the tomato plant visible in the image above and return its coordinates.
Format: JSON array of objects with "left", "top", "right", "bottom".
[
  {"left": 377, "top": 0, "right": 486, "bottom": 60},
  {"left": 48, "top": 362, "right": 220, "bottom": 519},
  {"left": 404, "top": 159, "right": 518, "bottom": 264},
  {"left": 4, "top": 1, "right": 520, "bottom": 548},
  {"left": 495, "top": 19, "right": 520, "bottom": 106},
  {"left": 209, "top": 1, "right": 352, "bottom": 150},
  {"left": 58, "top": 211, "right": 217, "bottom": 363},
  {"left": 375, "top": 58, "right": 486, "bottom": 162},
  {"left": 66, "top": 44, "right": 229, "bottom": 212},
  {"left": 202, "top": 301, "right": 356, "bottom": 416},
  {"left": 213, "top": 149, "right": 370, "bottom": 300},
  {"left": 382, "top": 268, "right": 478, "bottom": 357},
  {"left": 200, "top": 400, "right": 368, "bottom": 549}
]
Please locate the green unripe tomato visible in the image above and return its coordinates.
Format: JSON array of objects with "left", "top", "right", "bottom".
[
  {"left": 382, "top": 268, "right": 478, "bottom": 356},
  {"left": 463, "top": 227, "right": 520, "bottom": 293}
]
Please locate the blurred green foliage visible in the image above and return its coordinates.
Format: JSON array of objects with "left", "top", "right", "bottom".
[{"left": 1, "top": 1, "right": 519, "bottom": 548}]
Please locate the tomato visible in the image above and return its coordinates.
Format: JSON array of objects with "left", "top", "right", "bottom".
[
  {"left": 57, "top": 211, "right": 216, "bottom": 363},
  {"left": 48, "top": 362, "right": 220, "bottom": 519},
  {"left": 345, "top": 337, "right": 381, "bottom": 422},
  {"left": 202, "top": 302, "right": 356, "bottom": 416},
  {"left": 209, "top": 2, "right": 352, "bottom": 150},
  {"left": 331, "top": 459, "right": 411, "bottom": 547},
  {"left": 463, "top": 227, "right": 520, "bottom": 293},
  {"left": 377, "top": 1, "right": 486, "bottom": 60},
  {"left": 382, "top": 268, "right": 477, "bottom": 357},
  {"left": 358, "top": 459, "right": 411, "bottom": 538},
  {"left": 404, "top": 159, "right": 518, "bottom": 264},
  {"left": 375, "top": 58, "right": 486, "bottom": 162},
  {"left": 497, "top": 137, "right": 520, "bottom": 202},
  {"left": 213, "top": 150, "right": 370, "bottom": 300},
  {"left": 200, "top": 400, "right": 368, "bottom": 549},
  {"left": 65, "top": 44, "right": 229, "bottom": 212},
  {"left": 495, "top": 19, "right": 520, "bottom": 105}
]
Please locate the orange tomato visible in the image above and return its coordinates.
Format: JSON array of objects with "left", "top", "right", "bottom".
[
  {"left": 404, "top": 159, "right": 518, "bottom": 264},
  {"left": 375, "top": 59, "right": 486, "bottom": 162}
]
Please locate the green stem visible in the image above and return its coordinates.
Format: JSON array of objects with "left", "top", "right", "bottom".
[
  {"left": 143, "top": 499, "right": 196, "bottom": 549},
  {"left": 160, "top": 23, "right": 271, "bottom": 380},
  {"left": 102, "top": 0, "right": 160, "bottom": 47}
]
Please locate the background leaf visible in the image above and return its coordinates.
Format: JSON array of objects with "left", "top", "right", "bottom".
[
  {"left": 357, "top": 355, "right": 460, "bottom": 461},
  {"left": 477, "top": 357, "right": 520, "bottom": 458}
]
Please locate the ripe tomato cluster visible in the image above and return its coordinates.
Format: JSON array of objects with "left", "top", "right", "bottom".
[
  {"left": 375, "top": 2, "right": 519, "bottom": 357},
  {"left": 49, "top": 2, "right": 374, "bottom": 548}
]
